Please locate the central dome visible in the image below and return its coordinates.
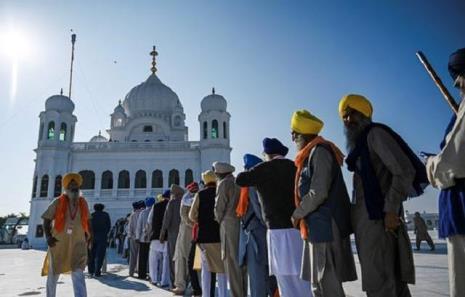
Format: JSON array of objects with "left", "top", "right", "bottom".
[{"left": 122, "top": 74, "right": 181, "bottom": 117}]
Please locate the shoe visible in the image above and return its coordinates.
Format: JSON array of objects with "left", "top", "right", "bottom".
[{"left": 171, "top": 288, "right": 185, "bottom": 295}]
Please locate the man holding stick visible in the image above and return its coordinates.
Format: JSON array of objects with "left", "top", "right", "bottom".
[{"left": 425, "top": 48, "right": 465, "bottom": 297}]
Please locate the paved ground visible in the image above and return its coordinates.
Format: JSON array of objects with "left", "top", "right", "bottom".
[{"left": 0, "top": 236, "right": 450, "bottom": 297}]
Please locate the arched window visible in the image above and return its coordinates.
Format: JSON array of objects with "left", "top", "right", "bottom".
[
  {"left": 211, "top": 120, "right": 218, "bottom": 139},
  {"left": 118, "top": 170, "right": 130, "bottom": 189},
  {"left": 152, "top": 170, "right": 163, "bottom": 188},
  {"left": 185, "top": 169, "right": 193, "bottom": 186},
  {"left": 101, "top": 171, "right": 113, "bottom": 189},
  {"left": 32, "top": 176, "right": 38, "bottom": 198},
  {"left": 203, "top": 121, "right": 208, "bottom": 139},
  {"left": 47, "top": 122, "right": 55, "bottom": 140},
  {"left": 79, "top": 170, "right": 95, "bottom": 190},
  {"left": 54, "top": 175, "right": 62, "bottom": 197},
  {"left": 169, "top": 169, "right": 180, "bottom": 186},
  {"left": 223, "top": 122, "right": 227, "bottom": 139},
  {"left": 38, "top": 123, "right": 44, "bottom": 141},
  {"left": 59, "top": 123, "right": 67, "bottom": 141},
  {"left": 40, "top": 175, "right": 49, "bottom": 197},
  {"left": 135, "top": 170, "right": 147, "bottom": 188}
]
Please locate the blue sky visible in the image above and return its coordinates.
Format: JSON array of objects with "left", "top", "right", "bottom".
[{"left": 0, "top": 0, "right": 464, "bottom": 216}]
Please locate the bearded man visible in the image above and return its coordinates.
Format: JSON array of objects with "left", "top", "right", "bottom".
[
  {"left": 339, "top": 94, "right": 427, "bottom": 297},
  {"left": 41, "top": 172, "right": 92, "bottom": 297}
]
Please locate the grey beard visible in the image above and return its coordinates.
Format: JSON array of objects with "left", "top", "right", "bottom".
[
  {"left": 344, "top": 117, "right": 372, "bottom": 151},
  {"left": 65, "top": 189, "right": 80, "bottom": 200}
]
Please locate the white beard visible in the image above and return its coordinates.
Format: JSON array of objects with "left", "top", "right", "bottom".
[{"left": 65, "top": 189, "right": 80, "bottom": 200}]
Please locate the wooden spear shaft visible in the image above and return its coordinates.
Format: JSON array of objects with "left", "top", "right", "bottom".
[{"left": 416, "top": 51, "right": 459, "bottom": 114}]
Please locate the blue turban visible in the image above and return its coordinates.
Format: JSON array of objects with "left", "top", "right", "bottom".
[
  {"left": 262, "top": 137, "right": 289, "bottom": 157},
  {"left": 162, "top": 190, "right": 171, "bottom": 198},
  {"left": 145, "top": 197, "right": 155, "bottom": 207},
  {"left": 243, "top": 154, "right": 262, "bottom": 170},
  {"left": 448, "top": 48, "right": 465, "bottom": 81}
]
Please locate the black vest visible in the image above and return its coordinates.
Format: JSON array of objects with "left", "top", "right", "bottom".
[
  {"left": 197, "top": 186, "right": 221, "bottom": 243},
  {"left": 150, "top": 199, "right": 168, "bottom": 241}
]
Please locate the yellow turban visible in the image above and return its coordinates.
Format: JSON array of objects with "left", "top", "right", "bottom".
[
  {"left": 201, "top": 170, "right": 216, "bottom": 184},
  {"left": 62, "top": 172, "right": 83, "bottom": 189},
  {"left": 156, "top": 194, "right": 163, "bottom": 202},
  {"left": 338, "top": 94, "right": 373, "bottom": 118},
  {"left": 291, "top": 109, "right": 324, "bottom": 135}
]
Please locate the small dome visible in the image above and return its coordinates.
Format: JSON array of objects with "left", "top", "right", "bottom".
[
  {"left": 201, "top": 89, "right": 227, "bottom": 112},
  {"left": 90, "top": 132, "right": 108, "bottom": 143},
  {"left": 122, "top": 74, "right": 181, "bottom": 117},
  {"left": 45, "top": 94, "right": 75, "bottom": 113},
  {"left": 113, "top": 101, "right": 126, "bottom": 115}
]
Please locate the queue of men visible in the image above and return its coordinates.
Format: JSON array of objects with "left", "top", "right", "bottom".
[{"left": 40, "top": 48, "right": 465, "bottom": 297}]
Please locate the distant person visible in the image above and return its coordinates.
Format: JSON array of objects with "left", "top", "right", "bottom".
[
  {"left": 160, "top": 184, "right": 185, "bottom": 287},
  {"left": 214, "top": 162, "right": 248, "bottom": 297},
  {"left": 21, "top": 238, "right": 30, "bottom": 250},
  {"left": 41, "top": 172, "right": 91, "bottom": 297},
  {"left": 147, "top": 190, "right": 171, "bottom": 287},
  {"left": 413, "top": 212, "right": 435, "bottom": 251},
  {"left": 425, "top": 48, "right": 465, "bottom": 297},
  {"left": 88, "top": 203, "right": 111, "bottom": 277},
  {"left": 127, "top": 200, "right": 145, "bottom": 277},
  {"left": 136, "top": 197, "right": 155, "bottom": 280}
]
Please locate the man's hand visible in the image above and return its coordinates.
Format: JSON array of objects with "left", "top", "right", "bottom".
[
  {"left": 291, "top": 216, "right": 300, "bottom": 228},
  {"left": 384, "top": 212, "right": 401, "bottom": 232},
  {"left": 159, "top": 238, "right": 165, "bottom": 244},
  {"left": 47, "top": 236, "right": 59, "bottom": 248}
]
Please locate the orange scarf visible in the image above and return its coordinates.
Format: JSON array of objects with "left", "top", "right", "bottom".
[
  {"left": 294, "top": 136, "right": 344, "bottom": 240},
  {"left": 236, "top": 187, "right": 250, "bottom": 217},
  {"left": 54, "top": 194, "right": 90, "bottom": 235}
]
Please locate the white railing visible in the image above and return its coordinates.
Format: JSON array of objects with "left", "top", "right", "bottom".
[{"left": 72, "top": 141, "right": 200, "bottom": 152}]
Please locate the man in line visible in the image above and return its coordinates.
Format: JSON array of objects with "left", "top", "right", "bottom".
[
  {"left": 172, "top": 183, "right": 199, "bottom": 295},
  {"left": 88, "top": 203, "right": 111, "bottom": 277},
  {"left": 236, "top": 138, "right": 311, "bottom": 297},
  {"left": 236, "top": 154, "right": 273, "bottom": 297},
  {"left": 147, "top": 190, "right": 171, "bottom": 287},
  {"left": 290, "top": 110, "right": 357, "bottom": 296},
  {"left": 412, "top": 212, "right": 435, "bottom": 251},
  {"left": 136, "top": 197, "right": 154, "bottom": 280},
  {"left": 160, "top": 184, "right": 185, "bottom": 287},
  {"left": 339, "top": 94, "right": 425, "bottom": 297},
  {"left": 41, "top": 172, "right": 92, "bottom": 297},
  {"left": 190, "top": 171, "right": 228, "bottom": 297},
  {"left": 127, "top": 200, "right": 145, "bottom": 277},
  {"left": 214, "top": 162, "right": 248, "bottom": 297},
  {"left": 426, "top": 48, "right": 465, "bottom": 297}
]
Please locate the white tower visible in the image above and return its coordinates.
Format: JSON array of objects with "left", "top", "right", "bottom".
[
  {"left": 28, "top": 91, "right": 77, "bottom": 247},
  {"left": 198, "top": 88, "right": 231, "bottom": 172}
]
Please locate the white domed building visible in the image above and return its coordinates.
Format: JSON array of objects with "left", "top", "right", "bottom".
[{"left": 27, "top": 47, "right": 231, "bottom": 247}]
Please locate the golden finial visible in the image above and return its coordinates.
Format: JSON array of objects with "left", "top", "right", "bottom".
[{"left": 150, "top": 45, "right": 158, "bottom": 74}]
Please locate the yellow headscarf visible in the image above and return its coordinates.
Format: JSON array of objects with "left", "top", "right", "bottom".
[
  {"left": 62, "top": 172, "right": 83, "bottom": 189},
  {"left": 291, "top": 109, "right": 324, "bottom": 135},
  {"left": 201, "top": 170, "right": 216, "bottom": 184},
  {"left": 338, "top": 94, "right": 373, "bottom": 118}
]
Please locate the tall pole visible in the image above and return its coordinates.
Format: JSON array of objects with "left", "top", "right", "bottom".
[{"left": 68, "top": 33, "right": 76, "bottom": 99}]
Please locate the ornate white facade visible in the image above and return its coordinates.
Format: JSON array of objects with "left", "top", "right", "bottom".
[{"left": 27, "top": 48, "right": 231, "bottom": 247}]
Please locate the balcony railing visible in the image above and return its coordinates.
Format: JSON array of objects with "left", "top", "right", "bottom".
[{"left": 71, "top": 141, "right": 200, "bottom": 152}]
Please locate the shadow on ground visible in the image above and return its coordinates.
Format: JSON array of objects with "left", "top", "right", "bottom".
[{"left": 93, "top": 273, "right": 151, "bottom": 292}]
